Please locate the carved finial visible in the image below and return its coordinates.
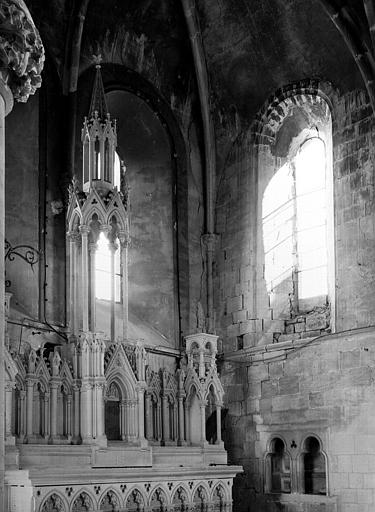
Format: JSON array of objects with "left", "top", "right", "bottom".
[{"left": 93, "top": 53, "right": 103, "bottom": 68}]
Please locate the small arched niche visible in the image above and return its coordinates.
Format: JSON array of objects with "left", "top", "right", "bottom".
[
  {"left": 302, "top": 436, "right": 327, "bottom": 495},
  {"left": 265, "top": 437, "right": 291, "bottom": 494}
]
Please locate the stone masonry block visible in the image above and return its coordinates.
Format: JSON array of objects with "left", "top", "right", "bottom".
[
  {"left": 232, "top": 309, "right": 248, "bottom": 324},
  {"left": 227, "top": 295, "right": 243, "bottom": 313},
  {"left": 353, "top": 454, "right": 370, "bottom": 473},
  {"left": 239, "top": 320, "right": 256, "bottom": 335},
  {"left": 240, "top": 265, "right": 251, "bottom": 282},
  {"left": 261, "top": 379, "right": 278, "bottom": 398},
  {"left": 349, "top": 472, "right": 363, "bottom": 489},
  {"left": 305, "top": 311, "right": 329, "bottom": 330},
  {"left": 227, "top": 323, "right": 240, "bottom": 338},
  {"left": 263, "top": 319, "right": 285, "bottom": 333},
  {"left": 309, "top": 391, "right": 324, "bottom": 408},
  {"left": 268, "top": 361, "right": 284, "bottom": 379},
  {"left": 363, "top": 473, "right": 375, "bottom": 488},
  {"left": 294, "top": 321, "right": 306, "bottom": 333},
  {"left": 248, "top": 364, "right": 269, "bottom": 382},
  {"left": 357, "top": 489, "right": 373, "bottom": 504},
  {"left": 340, "top": 349, "right": 361, "bottom": 370},
  {"left": 243, "top": 333, "right": 256, "bottom": 348}
]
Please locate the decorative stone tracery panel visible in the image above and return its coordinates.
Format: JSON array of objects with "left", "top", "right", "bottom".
[{"left": 40, "top": 493, "right": 66, "bottom": 512}]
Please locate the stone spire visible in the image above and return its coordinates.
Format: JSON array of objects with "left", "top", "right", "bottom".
[
  {"left": 81, "top": 56, "right": 117, "bottom": 193},
  {"left": 88, "top": 55, "right": 108, "bottom": 120}
]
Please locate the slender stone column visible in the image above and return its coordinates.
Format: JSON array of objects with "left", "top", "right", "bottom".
[
  {"left": 73, "top": 237, "right": 81, "bottom": 333},
  {"left": 68, "top": 233, "right": 78, "bottom": 334},
  {"left": 109, "top": 241, "right": 117, "bottom": 341},
  {"left": 137, "top": 386, "right": 147, "bottom": 446},
  {"left": 184, "top": 401, "right": 190, "bottom": 443},
  {"left": 92, "top": 383, "right": 97, "bottom": 439},
  {"left": 120, "top": 400, "right": 125, "bottom": 440},
  {"left": 178, "top": 396, "right": 185, "bottom": 445},
  {"left": 5, "top": 383, "right": 14, "bottom": 444},
  {"left": 161, "top": 395, "right": 169, "bottom": 445},
  {"left": 80, "top": 382, "right": 93, "bottom": 443},
  {"left": 200, "top": 403, "right": 206, "bottom": 444},
  {"left": 49, "top": 381, "right": 58, "bottom": 442},
  {"left": 72, "top": 384, "right": 80, "bottom": 443},
  {"left": 119, "top": 234, "right": 129, "bottom": 340},
  {"left": 80, "top": 226, "right": 90, "bottom": 332},
  {"left": 43, "top": 393, "right": 49, "bottom": 439},
  {"left": 19, "top": 390, "right": 26, "bottom": 441},
  {"left": 173, "top": 402, "right": 178, "bottom": 441},
  {"left": 145, "top": 393, "right": 152, "bottom": 439},
  {"left": 216, "top": 404, "right": 222, "bottom": 445},
  {"left": 130, "top": 401, "right": 137, "bottom": 441},
  {"left": 95, "top": 382, "right": 106, "bottom": 446},
  {"left": 0, "top": 73, "right": 14, "bottom": 507},
  {"left": 157, "top": 401, "right": 162, "bottom": 441},
  {"left": 26, "top": 379, "right": 34, "bottom": 440},
  {"left": 67, "top": 395, "right": 72, "bottom": 438},
  {"left": 89, "top": 242, "right": 97, "bottom": 331},
  {"left": 0, "top": 8, "right": 43, "bottom": 507},
  {"left": 120, "top": 400, "right": 126, "bottom": 440}
]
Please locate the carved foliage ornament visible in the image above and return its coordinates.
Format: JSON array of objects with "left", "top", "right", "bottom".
[
  {"left": 0, "top": 0, "right": 44, "bottom": 102},
  {"left": 41, "top": 493, "right": 65, "bottom": 512}
]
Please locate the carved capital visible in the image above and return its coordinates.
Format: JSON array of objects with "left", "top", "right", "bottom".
[
  {"left": 118, "top": 231, "right": 130, "bottom": 248},
  {"left": 79, "top": 224, "right": 90, "bottom": 236},
  {"left": 0, "top": 0, "right": 44, "bottom": 106}
]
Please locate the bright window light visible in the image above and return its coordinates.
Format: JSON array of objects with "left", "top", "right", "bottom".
[
  {"left": 114, "top": 152, "right": 121, "bottom": 190},
  {"left": 262, "top": 137, "right": 328, "bottom": 301},
  {"left": 262, "top": 163, "right": 294, "bottom": 292},
  {"left": 295, "top": 138, "right": 327, "bottom": 299},
  {"left": 95, "top": 232, "right": 121, "bottom": 301}
]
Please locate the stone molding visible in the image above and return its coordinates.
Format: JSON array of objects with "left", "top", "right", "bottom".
[
  {"left": 250, "top": 79, "right": 337, "bottom": 145},
  {"left": 0, "top": 0, "right": 44, "bottom": 104}
]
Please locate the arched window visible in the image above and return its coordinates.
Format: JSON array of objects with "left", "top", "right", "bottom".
[
  {"left": 265, "top": 437, "right": 291, "bottom": 493},
  {"left": 94, "top": 137, "right": 101, "bottom": 179},
  {"left": 303, "top": 436, "right": 327, "bottom": 495},
  {"left": 262, "top": 106, "right": 333, "bottom": 318},
  {"left": 95, "top": 232, "right": 121, "bottom": 302}
]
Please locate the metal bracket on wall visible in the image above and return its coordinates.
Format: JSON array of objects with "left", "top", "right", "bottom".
[{"left": 4, "top": 238, "right": 40, "bottom": 288}]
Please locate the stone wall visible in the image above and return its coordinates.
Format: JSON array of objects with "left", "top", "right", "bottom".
[
  {"left": 222, "top": 328, "right": 375, "bottom": 512},
  {"left": 216, "top": 86, "right": 375, "bottom": 512},
  {"left": 216, "top": 87, "right": 375, "bottom": 350}
]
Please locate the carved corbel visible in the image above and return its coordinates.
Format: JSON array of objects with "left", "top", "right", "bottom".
[{"left": 0, "top": 0, "right": 44, "bottom": 109}]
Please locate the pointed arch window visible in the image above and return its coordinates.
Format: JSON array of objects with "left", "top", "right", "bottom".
[
  {"left": 94, "top": 137, "right": 101, "bottom": 179},
  {"left": 95, "top": 232, "right": 121, "bottom": 302},
  {"left": 104, "top": 138, "right": 111, "bottom": 182}
]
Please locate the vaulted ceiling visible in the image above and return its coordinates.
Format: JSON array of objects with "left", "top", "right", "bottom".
[{"left": 26, "top": 0, "right": 370, "bottom": 123}]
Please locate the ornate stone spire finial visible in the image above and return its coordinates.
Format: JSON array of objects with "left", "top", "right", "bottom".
[{"left": 89, "top": 54, "right": 108, "bottom": 120}]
